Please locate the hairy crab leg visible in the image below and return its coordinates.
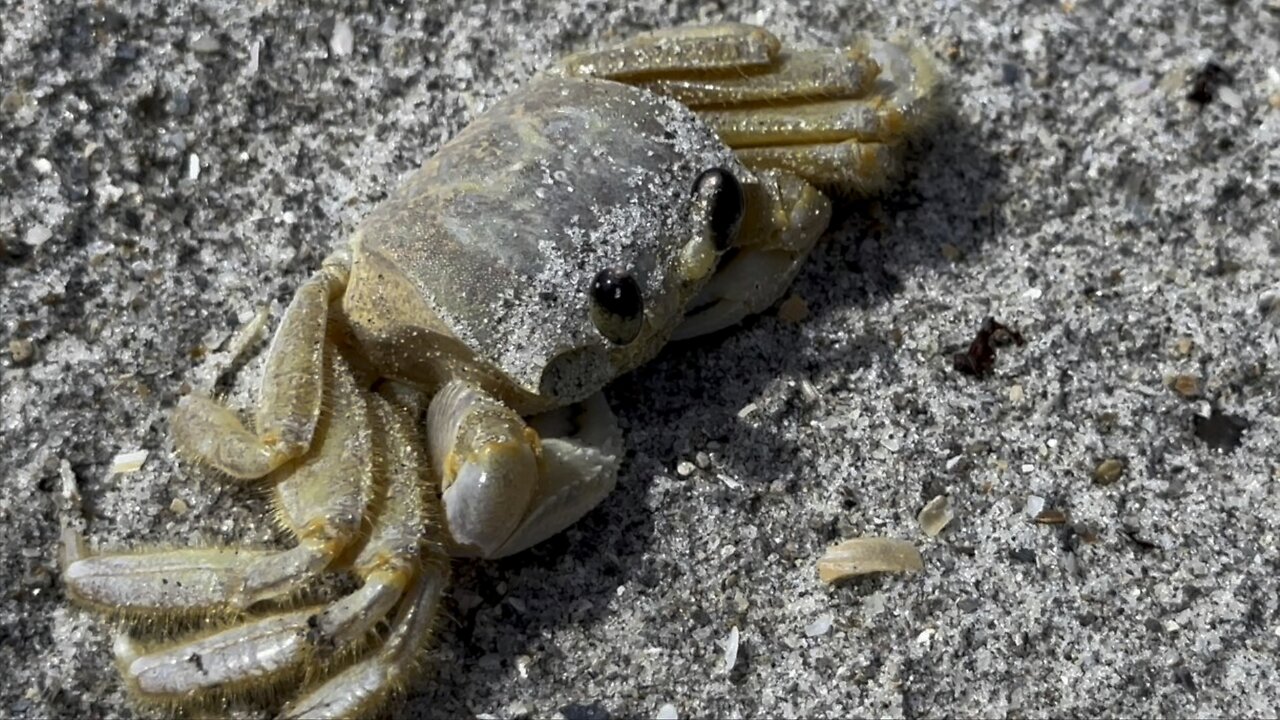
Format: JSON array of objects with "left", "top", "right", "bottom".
[
  {"left": 172, "top": 254, "right": 349, "bottom": 479},
  {"left": 553, "top": 24, "right": 937, "bottom": 192},
  {"left": 278, "top": 563, "right": 449, "bottom": 720},
  {"left": 554, "top": 22, "right": 780, "bottom": 79},
  {"left": 64, "top": 348, "right": 373, "bottom": 615},
  {"left": 278, "top": 394, "right": 450, "bottom": 719},
  {"left": 428, "top": 381, "right": 623, "bottom": 559},
  {"left": 112, "top": 392, "right": 447, "bottom": 705}
]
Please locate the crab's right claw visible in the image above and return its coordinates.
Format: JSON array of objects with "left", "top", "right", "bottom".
[{"left": 429, "top": 382, "right": 622, "bottom": 558}]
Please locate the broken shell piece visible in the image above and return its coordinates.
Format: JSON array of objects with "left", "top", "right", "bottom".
[
  {"left": 720, "top": 626, "right": 739, "bottom": 673},
  {"left": 818, "top": 537, "right": 924, "bottom": 584},
  {"left": 917, "top": 495, "right": 953, "bottom": 537},
  {"left": 110, "top": 449, "right": 149, "bottom": 474}
]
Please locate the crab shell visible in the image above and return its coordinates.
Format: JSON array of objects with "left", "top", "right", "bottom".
[{"left": 341, "top": 76, "right": 743, "bottom": 415}]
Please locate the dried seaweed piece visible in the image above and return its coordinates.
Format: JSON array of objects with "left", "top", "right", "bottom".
[
  {"left": 1034, "top": 508, "right": 1068, "bottom": 524},
  {"left": 953, "top": 317, "right": 1024, "bottom": 378},
  {"left": 817, "top": 537, "right": 924, "bottom": 583}
]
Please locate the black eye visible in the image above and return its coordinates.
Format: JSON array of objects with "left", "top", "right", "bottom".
[
  {"left": 694, "top": 167, "right": 744, "bottom": 251},
  {"left": 590, "top": 267, "right": 643, "bottom": 345}
]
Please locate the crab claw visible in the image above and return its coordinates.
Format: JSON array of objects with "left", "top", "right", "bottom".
[{"left": 439, "top": 436, "right": 541, "bottom": 558}]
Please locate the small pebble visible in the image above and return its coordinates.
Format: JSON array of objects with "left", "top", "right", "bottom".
[
  {"left": 804, "top": 613, "right": 833, "bottom": 637},
  {"left": 169, "top": 497, "right": 189, "bottom": 515},
  {"left": 720, "top": 626, "right": 739, "bottom": 674},
  {"left": 656, "top": 704, "right": 679, "bottom": 720},
  {"left": 329, "top": 18, "right": 354, "bottom": 57},
  {"left": 1024, "top": 495, "right": 1045, "bottom": 518},
  {"left": 8, "top": 338, "right": 35, "bottom": 366},
  {"left": 190, "top": 34, "right": 221, "bottom": 53},
  {"left": 110, "top": 450, "right": 149, "bottom": 474},
  {"left": 676, "top": 461, "right": 696, "bottom": 477}
]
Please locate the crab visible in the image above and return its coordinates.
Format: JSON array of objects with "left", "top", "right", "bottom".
[{"left": 61, "top": 22, "right": 937, "bottom": 719}]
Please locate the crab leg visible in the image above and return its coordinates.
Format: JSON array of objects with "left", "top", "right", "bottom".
[
  {"left": 554, "top": 24, "right": 936, "bottom": 192},
  {"left": 555, "top": 23, "right": 780, "bottom": 79},
  {"left": 428, "top": 381, "right": 622, "bottom": 558},
  {"left": 64, "top": 348, "right": 373, "bottom": 615},
  {"left": 278, "top": 563, "right": 449, "bottom": 720},
  {"left": 112, "top": 393, "right": 447, "bottom": 703},
  {"left": 173, "top": 255, "right": 350, "bottom": 479}
]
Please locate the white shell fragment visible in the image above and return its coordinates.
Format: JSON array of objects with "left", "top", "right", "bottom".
[
  {"left": 817, "top": 537, "right": 924, "bottom": 584},
  {"left": 329, "top": 18, "right": 354, "bottom": 57},
  {"left": 109, "top": 450, "right": 149, "bottom": 474},
  {"left": 1024, "top": 494, "right": 1045, "bottom": 518},
  {"left": 656, "top": 704, "right": 679, "bottom": 720},
  {"left": 804, "top": 613, "right": 833, "bottom": 637},
  {"left": 917, "top": 495, "right": 953, "bottom": 537},
  {"left": 720, "top": 626, "right": 740, "bottom": 674}
]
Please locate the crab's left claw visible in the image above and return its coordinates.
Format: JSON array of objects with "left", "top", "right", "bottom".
[{"left": 428, "top": 381, "right": 622, "bottom": 558}]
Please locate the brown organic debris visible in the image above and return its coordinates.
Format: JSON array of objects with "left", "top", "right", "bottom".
[
  {"left": 953, "top": 317, "right": 1025, "bottom": 378},
  {"left": 1194, "top": 407, "right": 1249, "bottom": 453},
  {"left": 818, "top": 537, "right": 924, "bottom": 584},
  {"left": 1169, "top": 374, "right": 1201, "bottom": 398},
  {"left": 1093, "top": 458, "right": 1126, "bottom": 485},
  {"left": 1187, "top": 61, "right": 1233, "bottom": 106},
  {"left": 1034, "top": 508, "right": 1069, "bottom": 525}
]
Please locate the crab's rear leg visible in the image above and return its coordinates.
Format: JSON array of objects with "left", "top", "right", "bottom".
[
  {"left": 63, "top": 348, "right": 374, "bottom": 615},
  {"left": 174, "top": 253, "right": 350, "bottom": 479},
  {"left": 553, "top": 23, "right": 937, "bottom": 192},
  {"left": 555, "top": 23, "right": 937, "bottom": 337}
]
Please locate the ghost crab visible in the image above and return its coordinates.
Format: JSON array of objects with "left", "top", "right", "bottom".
[{"left": 62, "top": 23, "right": 936, "bottom": 718}]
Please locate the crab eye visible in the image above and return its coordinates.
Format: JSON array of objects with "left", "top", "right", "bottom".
[
  {"left": 590, "top": 267, "right": 643, "bottom": 345},
  {"left": 694, "top": 167, "right": 744, "bottom": 251}
]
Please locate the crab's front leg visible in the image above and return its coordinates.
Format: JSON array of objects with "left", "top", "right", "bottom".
[
  {"left": 427, "top": 380, "right": 622, "bottom": 558},
  {"left": 173, "top": 252, "right": 351, "bottom": 478}
]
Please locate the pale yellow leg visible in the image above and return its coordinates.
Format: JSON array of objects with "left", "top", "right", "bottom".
[
  {"left": 63, "top": 348, "right": 373, "bottom": 615},
  {"left": 173, "top": 255, "right": 349, "bottom": 479},
  {"left": 553, "top": 23, "right": 781, "bottom": 79},
  {"left": 554, "top": 23, "right": 938, "bottom": 196},
  {"left": 109, "top": 391, "right": 448, "bottom": 708}
]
